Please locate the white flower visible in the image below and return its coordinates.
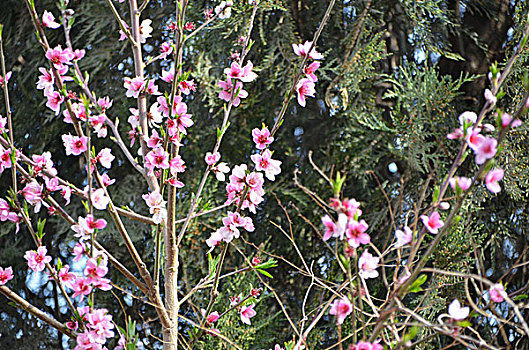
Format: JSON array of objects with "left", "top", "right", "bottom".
[
  {"left": 215, "top": 1, "right": 233, "bottom": 19},
  {"left": 213, "top": 162, "right": 230, "bottom": 181},
  {"left": 139, "top": 19, "right": 153, "bottom": 43},
  {"left": 91, "top": 188, "right": 110, "bottom": 210},
  {"left": 394, "top": 226, "right": 412, "bottom": 248},
  {"left": 358, "top": 250, "right": 379, "bottom": 279},
  {"left": 458, "top": 111, "right": 477, "bottom": 127},
  {"left": 448, "top": 299, "right": 469, "bottom": 320}
]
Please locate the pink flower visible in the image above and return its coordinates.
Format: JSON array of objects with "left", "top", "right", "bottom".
[
  {"left": 449, "top": 176, "right": 472, "bottom": 192},
  {"left": 296, "top": 78, "right": 315, "bottom": 107},
  {"left": 32, "top": 151, "right": 56, "bottom": 176},
  {"left": 169, "top": 154, "right": 186, "bottom": 175},
  {"left": 45, "top": 90, "right": 65, "bottom": 115},
  {"left": 201, "top": 309, "right": 220, "bottom": 324},
  {"left": 217, "top": 224, "right": 240, "bottom": 243},
  {"left": 212, "top": 162, "right": 230, "bottom": 181},
  {"left": 22, "top": 181, "right": 44, "bottom": 213},
  {"left": 0, "top": 115, "right": 7, "bottom": 134},
  {"left": 358, "top": 250, "right": 379, "bottom": 279},
  {"left": 489, "top": 283, "right": 506, "bottom": 303},
  {"left": 0, "top": 266, "right": 13, "bottom": 285},
  {"left": 420, "top": 211, "right": 444, "bottom": 234},
  {"left": 304, "top": 61, "right": 320, "bottom": 82},
  {"left": 87, "top": 308, "right": 115, "bottom": 342},
  {"left": 160, "top": 41, "right": 173, "bottom": 59},
  {"left": 145, "top": 147, "right": 170, "bottom": 174},
  {"left": 222, "top": 212, "right": 255, "bottom": 232},
  {"left": 175, "top": 109, "right": 194, "bottom": 134},
  {"left": 59, "top": 185, "right": 72, "bottom": 205},
  {"left": 42, "top": 10, "right": 61, "bottom": 28},
  {"left": 484, "top": 89, "right": 497, "bottom": 105},
  {"left": 124, "top": 76, "right": 145, "bottom": 98},
  {"left": 179, "top": 80, "right": 197, "bottom": 95},
  {"left": 84, "top": 258, "right": 108, "bottom": 281},
  {"left": 73, "top": 242, "right": 87, "bottom": 262},
  {"left": 240, "top": 304, "right": 257, "bottom": 325},
  {"left": 218, "top": 78, "right": 248, "bottom": 106},
  {"left": 62, "top": 134, "right": 88, "bottom": 156},
  {"left": 145, "top": 79, "right": 161, "bottom": 95},
  {"left": 485, "top": 168, "right": 504, "bottom": 194},
  {"left": 91, "top": 188, "right": 110, "bottom": 210},
  {"left": 215, "top": 1, "right": 233, "bottom": 19},
  {"left": 448, "top": 299, "right": 469, "bottom": 320},
  {"left": 73, "top": 49, "right": 86, "bottom": 61},
  {"left": 119, "top": 21, "right": 130, "bottom": 41},
  {"left": 161, "top": 68, "right": 174, "bottom": 83},
  {"left": 205, "top": 152, "right": 220, "bottom": 166},
  {"left": 72, "top": 277, "right": 92, "bottom": 301},
  {"left": 63, "top": 102, "right": 87, "bottom": 124},
  {"left": 251, "top": 149, "right": 282, "bottom": 181},
  {"left": 45, "top": 45, "right": 74, "bottom": 70},
  {"left": 351, "top": 342, "right": 383, "bottom": 350},
  {"left": 329, "top": 295, "right": 352, "bottom": 325},
  {"left": 206, "top": 230, "right": 224, "bottom": 248},
  {"left": 394, "top": 226, "right": 412, "bottom": 248},
  {"left": 72, "top": 215, "right": 107, "bottom": 240},
  {"left": 24, "top": 246, "right": 52, "bottom": 272},
  {"left": 466, "top": 128, "right": 484, "bottom": 151},
  {"left": 447, "top": 127, "right": 463, "bottom": 140},
  {"left": 252, "top": 126, "right": 274, "bottom": 149},
  {"left": 292, "top": 41, "right": 324, "bottom": 60},
  {"left": 501, "top": 113, "right": 522, "bottom": 129},
  {"left": 345, "top": 219, "right": 370, "bottom": 248},
  {"left": 224, "top": 61, "right": 258, "bottom": 83},
  {"left": 57, "top": 265, "right": 76, "bottom": 288},
  {"left": 0, "top": 71, "right": 12, "bottom": 88},
  {"left": 184, "top": 22, "right": 195, "bottom": 31},
  {"left": 90, "top": 114, "right": 108, "bottom": 138},
  {"left": 97, "top": 148, "right": 114, "bottom": 169},
  {"left": 97, "top": 96, "right": 113, "bottom": 111},
  {"left": 321, "top": 215, "right": 337, "bottom": 241}
]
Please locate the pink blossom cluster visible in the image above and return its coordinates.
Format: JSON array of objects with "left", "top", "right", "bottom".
[
  {"left": 447, "top": 110, "right": 519, "bottom": 195},
  {"left": 218, "top": 61, "right": 257, "bottom": 107},
  {"left": 321, "top": 198, "right": 370, "bottom": 248},
  {"left": 206, "top": 211, "right": 255, "bottom": 247},
  {"left": 72, "top": 307, "right": 115, "bottom": 350},
  {"left": 38, "top": 44, "right": 87, "bottom": 116},
  {"left": 27, "top": 153, "right": 74, "bottom": 213},
  {"left": 293, "top": 41, "right": 324, "bottom": 107},
  {"left": 349, "top": 342, "right": 383, "bottom": 350},
  {"left": 143, "top": 190, "right": 167, "bottom": 224},
  {"left": 72, "top": 214, "right": 108, "bottom": 241}
]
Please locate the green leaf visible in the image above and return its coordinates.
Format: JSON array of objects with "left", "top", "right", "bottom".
[
  {"left": 432, "top": 185, "right": 440, "bottom": 203},
  {"left": 456, "top": 320, "right": 472, "bottom": 327},
  {"left": 331, "top": 172, "right": 346, "bottom": 197},
  {"left": 254, "top": 258, "right": 277, "bottom": 269},
  {"left": 443, "top": 51, "right": 464, "bottom": 61},
  {"left": 513, "top": 294, "right": 528, "bottom": 301},
  {"left": 408, "top": 274, "right": 427, "bottom": 293},
  {"left": 256, "top": 268, "right": 273, "bottom": 278}
]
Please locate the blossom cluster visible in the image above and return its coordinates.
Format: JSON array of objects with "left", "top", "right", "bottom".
[
  {"left": 72, "top": 307, "right": 115, "bottom": 350},
  {"left": 293, "top": 41, "right": 324, "bottom": 107}
]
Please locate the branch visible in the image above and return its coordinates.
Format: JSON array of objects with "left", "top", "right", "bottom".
[{"left": 0, "top": 285, "right": 76, "bottom": 339}]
